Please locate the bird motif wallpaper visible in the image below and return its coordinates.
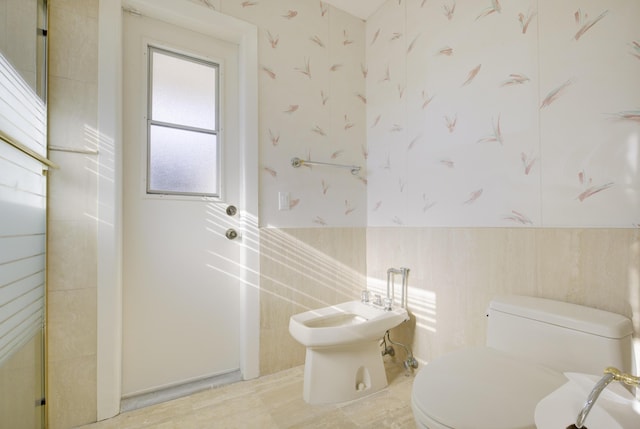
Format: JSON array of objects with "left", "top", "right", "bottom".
[
  {"left": 188, "top": 0, "right": 368, "bottom": 227},
  {"left": 367, "top": 0, "right": 640, "bottom": 227},
  {"left": 189, "top": 0, "right": 639, "bottom": 228}
]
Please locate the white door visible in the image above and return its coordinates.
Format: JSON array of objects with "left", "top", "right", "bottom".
[{"left": 122, "top": 11, "right": 241, "bottom": 397}]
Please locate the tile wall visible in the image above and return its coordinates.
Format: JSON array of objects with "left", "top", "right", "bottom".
[
  {"left": 46, "top": 0, "right": 99, "bottom": 427},
  {"left": 367, "top": 227, "right": 640, "bottom": 365},
  {"left": 259, "top": 227, "right": 366, "bottom": 374}
]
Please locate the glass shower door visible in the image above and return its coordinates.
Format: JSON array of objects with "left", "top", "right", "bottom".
[{"left": 0, "top": 0, "right": 48, "bottom": 427}]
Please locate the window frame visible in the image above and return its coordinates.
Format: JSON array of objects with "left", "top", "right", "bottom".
[{"left": 145, "top": 45, "right": 222, "bottom": 198}]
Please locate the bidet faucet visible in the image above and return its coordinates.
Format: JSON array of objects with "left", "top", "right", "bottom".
[
  {"left": 574, "top": 367, "right": 640, "bottom": 428},
  {"left": 386, "top": 267, "right": 410, "bottom": 310},
  {"left": 372, "top": 294, "right": 383, "bottom": 307}
]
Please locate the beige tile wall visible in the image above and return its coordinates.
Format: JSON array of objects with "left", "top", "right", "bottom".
[
  {"left": 367, "top": 227, "right": 640, "bottom": 364},
  {"left": 259, "top": 227, "right": 367, "bottom": 374},
  {"left": 46, "top": 0, "right": 99, "bottom": 428}
]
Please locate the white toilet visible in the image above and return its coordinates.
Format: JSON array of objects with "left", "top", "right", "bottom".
[
  {"left": 289, "top": 299, "right": 409, "bottom": 404},
  {"left": 411, "top": 295, "right": 635, "bottom": 429}
]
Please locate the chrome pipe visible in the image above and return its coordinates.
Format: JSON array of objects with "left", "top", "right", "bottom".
[{"left": 386, "top": 267, "right": 410, "bottom": 310}]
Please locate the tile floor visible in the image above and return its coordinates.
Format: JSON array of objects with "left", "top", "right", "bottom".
[{"left": 79, "top": 362, "right": 417, "bottom": 429}]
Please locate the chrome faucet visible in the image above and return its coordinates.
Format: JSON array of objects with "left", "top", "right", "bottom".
[
  {"left": 574, "top": 372, "right": 616, "bottom": 428},
  {"left": 372, "top": 294, "right": 383, "bottom": 307},
  {"left": 574, "top": 367, "right": 640, "bottom": 428},
  {"left": 386, "top": 267, "right": 409, "bottom": 310}
]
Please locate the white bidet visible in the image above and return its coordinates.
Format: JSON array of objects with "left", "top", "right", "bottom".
[{"left": 289, "top": 300, "right": 409, "bottom": 404}]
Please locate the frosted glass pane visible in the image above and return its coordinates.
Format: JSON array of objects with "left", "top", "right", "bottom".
[
  {"left": 148, "top": 125, "right": 218, "bottom": 195},
  {"left": 151, "top": 50, "right": 217, "bottom": 130}
]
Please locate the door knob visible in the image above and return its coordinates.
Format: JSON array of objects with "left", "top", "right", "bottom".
[{"left": 225, "top": 228, "right": 239, "bottom": 240}]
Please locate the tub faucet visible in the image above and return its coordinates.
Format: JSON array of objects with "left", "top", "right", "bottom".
[
  {"left": 574, "top": 367, "right": 640, "bottom": 428},
  {"left": 386, "top": 267, "right": 410, "bottom": 310}
]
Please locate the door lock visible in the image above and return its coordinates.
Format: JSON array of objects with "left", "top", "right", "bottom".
[
  {"left": 225, "top": 228, "right": 239, "bottom": 240},
  {"left": 226, "top": 205, "right": 237, "bottom": 216}
]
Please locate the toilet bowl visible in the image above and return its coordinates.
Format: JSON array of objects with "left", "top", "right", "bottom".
[
  {"left": 411, "top": 347, "right": 567, "bottom": 429},
  {"left": 411, "top": 296, "right": 635, "bottom": 429},
  {"left": 289, "top": 300, "right": 408, "bottom": 404}
]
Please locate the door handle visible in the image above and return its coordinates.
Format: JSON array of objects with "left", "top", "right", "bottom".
[{"left": 225, "top": 228, "right": 239, "bottom": 240}]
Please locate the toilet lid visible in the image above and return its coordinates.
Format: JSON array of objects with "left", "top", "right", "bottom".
[{"left": 412, "top": 347, "right": 567, "bottom": 429}]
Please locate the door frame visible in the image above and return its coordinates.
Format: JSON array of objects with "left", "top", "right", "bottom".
[{"left": 96, "top": 0, "right": 259, "bottom": 420}]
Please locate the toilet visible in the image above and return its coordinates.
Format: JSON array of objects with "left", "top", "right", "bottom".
[
  {"left": 411, "top": 295, "right": 635, "bottom": 429},
  {"left": 289, "top": 299, "right": 409, "bottom": 404}
]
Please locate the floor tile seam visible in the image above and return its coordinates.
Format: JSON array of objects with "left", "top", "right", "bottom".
[
  {"left": 188, "top": 388, "right": 261, "bottom": 411},
  {"left": 188, "top": 396, "right": 272, "bottom": 422},
  {"left": 112, "top": 402, "right": 201, "bottom": 428},
  {"left": 254, "top": 380, "right": 305, "bottom": 397},
  {"left": 273, "top": 406, "right": 356, "bottom": 429},
  {"left": 253, "top": 371, "right": 301, "bottom": 384}
]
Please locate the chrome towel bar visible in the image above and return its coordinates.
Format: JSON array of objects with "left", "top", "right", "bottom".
[{"left": 291, "top": 157, "right": 361, "bottom": 175}]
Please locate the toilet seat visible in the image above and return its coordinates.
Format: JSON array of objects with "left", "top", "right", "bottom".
[{"left": 411, "top": 347, "right": 567, "bottom": 429}]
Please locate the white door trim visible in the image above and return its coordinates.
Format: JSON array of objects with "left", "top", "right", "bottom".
[{"left": 96, "top": 0, "right": 259, "bottom": 419}]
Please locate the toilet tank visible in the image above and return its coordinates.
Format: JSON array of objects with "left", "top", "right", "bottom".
[{"left": 486, "top": 295, "right": 634, "bottom": 375}]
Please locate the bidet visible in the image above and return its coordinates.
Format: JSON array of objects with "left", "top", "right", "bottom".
[{"left": 289, "top": 300, "right": 409, "bottom": 404}]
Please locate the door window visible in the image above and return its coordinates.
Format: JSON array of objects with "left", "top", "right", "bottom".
[{"left": 147, "top": 47, "right": 220, "bottom": 197}]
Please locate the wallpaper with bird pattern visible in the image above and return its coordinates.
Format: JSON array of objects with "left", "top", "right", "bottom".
[
  {"left": 189, "top": 0, "right": 639, "bottom": 228},
  {"left": 367, "top": 0, "right": 639, "bottom": 227},
  {"left": 188, "top": 0, "right": 368, "bottom": 227}
]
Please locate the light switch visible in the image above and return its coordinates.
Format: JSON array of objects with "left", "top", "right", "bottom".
[{"left": 278, "top": 191, "right": 290, "bottom": 211}]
